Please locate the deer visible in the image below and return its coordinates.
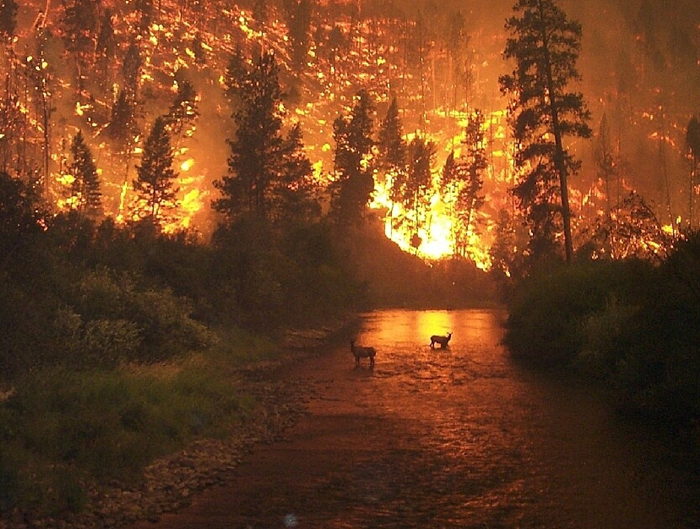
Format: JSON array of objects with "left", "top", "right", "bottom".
[
  {"left": 430, "top": 332, "right": 452, "bottom": 349},
  {"left": 350, "top": 339, "right": 376, "bottom": 367}
]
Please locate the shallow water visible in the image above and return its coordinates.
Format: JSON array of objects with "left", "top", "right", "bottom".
[
  {"left": 131, "top": 308, "right": 700, "bottom": 529},
  {"left": 318, "top": 308, "right": 700, "bottom": 528}
]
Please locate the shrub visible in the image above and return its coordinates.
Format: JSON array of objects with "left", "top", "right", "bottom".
[
  {"left": 82, "top": 319, "right": 142, "bottom": 368},
  {"left": 504, "top": 259, "right": 653, "bottom": 367},
  {"left": 575, "top": 298, "right": 639, "bottom": 378}
]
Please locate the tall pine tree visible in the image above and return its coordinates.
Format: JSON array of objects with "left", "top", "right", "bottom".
[
  {"left": 133, "top": 116, "right": 179, "bottom": 225},
  {"left": 214, "top": 51, "right": 285, "bottom": 224},
  {"left": 67, "top": 130, "right": 102, "bottom": 218},
  {"left": 330, "top": 89, "right": 375, "bottom": 225},
  {"left": 377, "top": 97, "right": 407, "bottom": 236},
  {"left": 454, "top": 109, "right": 487, "bottom": 258},
  {"left": 404, "top": 135, "right": 435, "bottom": 250},
  {"left": 275, "top": 122, "right": 320, "bottom": 226},
  {"left": 499, "top": 0, "right": 591, "bottom": 263}
]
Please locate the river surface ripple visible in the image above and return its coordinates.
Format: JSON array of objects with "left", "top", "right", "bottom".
[
  {"left": 131, "top": 308, "right": 700, "bottom": 529},
  {"left": 309, "top": 308, "right": 700, "bottom": 528}
]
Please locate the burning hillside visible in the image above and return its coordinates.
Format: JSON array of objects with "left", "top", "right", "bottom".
[{"left": 1, "top": 0, "right": 699, "bottom": 268}]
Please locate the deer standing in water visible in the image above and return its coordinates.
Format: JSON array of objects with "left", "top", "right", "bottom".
[
  {"left": 350, "top": 339, "right": 376, "bottom": 367},
  {"left": 430, "top": 332, "right": 452, "bottom": 349}
]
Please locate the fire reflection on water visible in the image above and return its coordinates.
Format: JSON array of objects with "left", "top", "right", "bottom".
[{"left": 342, "top": 309, "right": 698, "bottom": 528}]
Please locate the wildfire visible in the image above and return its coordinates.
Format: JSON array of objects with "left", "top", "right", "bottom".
[{"left": 9, "top": 0, "right": 677, "bottom": 271}]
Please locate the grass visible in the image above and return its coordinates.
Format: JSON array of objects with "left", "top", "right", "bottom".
[{"left": 0, "top": 326, "right": 274, "bottom": 516}]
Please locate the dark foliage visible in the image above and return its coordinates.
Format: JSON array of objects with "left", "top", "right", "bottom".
[
  {"left": 500, "top": 0, "right": 592, "bottom": 264},
  {"left": 504, "top": 236, "right": 700, "bottom": 428}
]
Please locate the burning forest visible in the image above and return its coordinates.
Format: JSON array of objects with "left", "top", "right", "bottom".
[
  {"left": 3, "top": 1, "right": 700, "bottom": 523},
  {"left": 0, "top": 0, "right": 699, "bottom": 269}
]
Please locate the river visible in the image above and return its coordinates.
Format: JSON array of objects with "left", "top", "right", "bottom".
[{"left": 130, "top": 308, "right": 700, "bottom": 528}]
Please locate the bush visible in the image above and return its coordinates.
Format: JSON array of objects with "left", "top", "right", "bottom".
[
  {"left": 68, "top": 269, "right": 213, "bottom": 364},
  {"left": 575, "top": 298, "right": 639, "bottom": 377},
  {"left": 504, "top": 259, "right": 653, "bottom": 366}
]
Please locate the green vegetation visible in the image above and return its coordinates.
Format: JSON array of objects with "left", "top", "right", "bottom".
[
  {"left": 0, "top": 359, "right": 256, "bottom": 515},
  {"left": 504, "top": 234, "right": 700, "bottom": 429}
]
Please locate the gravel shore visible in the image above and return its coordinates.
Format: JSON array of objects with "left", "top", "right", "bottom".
[{"left": 0, "top": 323, "right": 352, "bottom": 529}]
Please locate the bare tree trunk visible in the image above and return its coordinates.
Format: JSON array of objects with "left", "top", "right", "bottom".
[{"left": 537, "top": 0, "right": 573, "bottom": 263}]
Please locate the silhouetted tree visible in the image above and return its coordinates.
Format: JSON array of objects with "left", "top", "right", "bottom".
[
  {"left": 0, "top": 171, "right": 42, "bottom": 254},
  {"left": 594, "top": 113, "right": 619, "bottom": 220},
  {"left": 95, "top": 9, "right": 116, "bottom": 85},
  {"left": 67, "top": 130, "right": 102, "bottom": 218},
  {"left": 0, "top": 87, "right": 23, "bottom": 175},
  {"left": 282, "top": 0, "right": 313, "bottom": 72},
  {"left": 686, "top": 116, "right": 700, "bottom": 230},
  {"left": 500, "top": 0, "right": 592, "bottom": 263},
  {"left": 214, "top": 52, "right": 285, "bottom": 223},
  {"left": 122, "top": 40, "right": 142, "bottom": 98},
  {"left": 330, "top": 89, "right": 375, "bottom": 225},
  {"left": 454, "top": 109, "right": 486, "bottom": 258},
  {"left": 403, "top": 135, "right": 435, "bottom": 250},
  {"left": 224, "top": 45, "right": 247, "bottom": 106},
  {"left": 275, "top": 122, "right": 320, "bottom": 226},
  {"left": 377, "top": 97, "right": 407, "bottom": 173},
  {"left": 326, "top": 25, "right": 346, "bottom": 83},
  {"left": 446, "top": 10, "right": 472, "bottom": 109},
  {"left": 27, "top": 27, "right": 55, "bottom": 197},
  {"left": 133, "top": 116, "right": 179, "bottom": 225},
  {"left": 383, "top": 131, "right": 436, "bottom": 252},
  {"left": 107, "top": 90, "right": 138, "bottom": 152},
  {"left": 489, "top": 208, "right": 525, "bottom": 287},
  {"left": 378, "top": 97, "right": 407, "bottom": 237},
  {"left": 61, "top": 0, "right": 99, "bottom": 92}
]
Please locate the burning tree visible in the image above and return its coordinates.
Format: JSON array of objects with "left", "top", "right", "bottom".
[
  {"left": 133, "top": 116, "right": 179, "bottom": 227},
  {"left": 499, "top": 0, "right": 592, "bottom": 264}
]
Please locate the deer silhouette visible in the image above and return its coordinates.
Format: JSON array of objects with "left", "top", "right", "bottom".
[
  {"left": 430, "top": 332, "right": 452, "bottom": 349},
  {"left": 350, "top": 339, "right": 376, "bottom": 367}
]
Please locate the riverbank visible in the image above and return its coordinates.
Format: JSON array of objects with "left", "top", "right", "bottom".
[{"left": 0, "top": 319, "right": 357, "bottom": 529}]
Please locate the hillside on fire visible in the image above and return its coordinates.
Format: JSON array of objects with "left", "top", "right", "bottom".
[{"left": 1, "top": 0, "right": 699, "bottom": 265}]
